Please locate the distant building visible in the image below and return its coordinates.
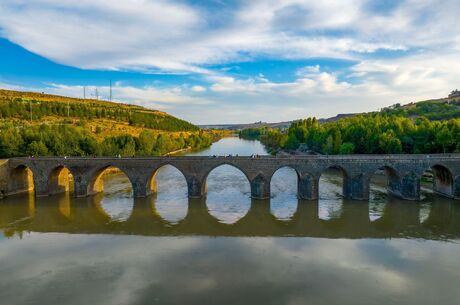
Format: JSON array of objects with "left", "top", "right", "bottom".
[{"left": 448, "top": 90, "right": 460, "bottom": 98}]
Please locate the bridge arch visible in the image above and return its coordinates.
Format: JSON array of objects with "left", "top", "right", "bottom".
[
  {"left": 47, "top": 165, "right": 74, "bottom": 195},
  {"left": 369, "top": 165, "right": 401, "bottom": 196},
  {"left": 422, "top": 164, "right": 454, "bottom": 198},
  {"left": 270, "top": 166, "right": 299, "bottom": 220},
  {"left": 7, "top": 164, "right": 34, "bottom": 196},
  {"left": 87, "top": 165, "right": 134, "bottom": 196},
  {"left": 147, "top": 163, "right": 188, "bottom": 194},
  {"left": 268, "top": 165, "right": 301, "bottom": 184},
  {"left": 202, "top": 162, "right": 252, "bottom": 189},
  {"left": 204, "top": 163, "right": 252, "bottom": 224},
  {"left": 148, "top": 163, "right": 188, "bottom": 224},
  {"left": 368, "top": 165, "right": 401, "bottom": 221},
  {"left": 319, "top": 165, "right": 350, "bottom": 199}
]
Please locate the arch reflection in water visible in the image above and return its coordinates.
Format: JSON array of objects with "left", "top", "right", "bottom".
[
  {"left": 205, "top": 164, "right": 251, "bottom": 224},
  {"left": 2, "top": 194, "right": 460, "bottom": 240},
  {"left": 270, "top": 167, "right": 298, "bottom": 220},
  {"left": 369, "top": 167, "right": 397, "bottom": 221},
  {"left": 151, "top": 165, "right": 188, "bottom": 224},
  {"left": 95, "top": 167, "right": 134, "bottom": 221},
  {"left": 318, "top": 167, "right": 345, "bottom": 220}
]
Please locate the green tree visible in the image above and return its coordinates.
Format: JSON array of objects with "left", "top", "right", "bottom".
[{"left": 339, "top": 142, "right": 355, "bottom": 154}]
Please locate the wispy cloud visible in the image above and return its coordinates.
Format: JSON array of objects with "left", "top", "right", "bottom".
[
  {"left": 0, "top": 0, "right": 459, "bottom": 123},
  {"left": 3, "top": 0, "right": 455, "bottom": 73}
]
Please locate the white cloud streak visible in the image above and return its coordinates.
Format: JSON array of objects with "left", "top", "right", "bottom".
[{"left": 0, "top": 0, "right": 459, "bottom": 123}]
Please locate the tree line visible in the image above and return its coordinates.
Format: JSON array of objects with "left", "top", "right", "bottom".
[
  {"left": 0, "top": 123, "right": 218, "bottom": 157},
  {"left": 240, "top": 115, "right": 460, "bottom": 154},
  {"left": 0, "top": 98, "right": 198, "bottom": 131}
]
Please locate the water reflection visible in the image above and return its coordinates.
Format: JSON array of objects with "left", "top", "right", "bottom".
[
  {"left": 205, "top": 164, "right": 251, "bottom": 224},
  {"left": 99, "top": 172, "right": 134, "bottom": 221},
  {"left": 1, "top": 137, "right": 460, "bottom": 305},
  {"left": 153, "top": 165, "right": 188, "bottom": 224},
  {"left": 270, "top": 167, "right": 298, "bottom": 220},
  {"left": 1, "top": 193, "right": 460, "bottom": 240}
]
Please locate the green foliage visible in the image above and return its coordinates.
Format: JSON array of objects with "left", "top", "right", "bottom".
[
  {"left": 238, "top": 127, "right": 265, "bottom": 140},
  {"left": 257, "top": 114, "right": 460, "bottom": 154},
  {"left": 381, "top": 99, "right": 460, "bottom": 120},
  {"left": 0, "top": 91, "right": 198, "bottom": 132},
  {"left": 339, "top": 142, "right": 355, "bottom": 154},
  {"left": 0, "top": 123, "right": 217, "bottom": 157}
]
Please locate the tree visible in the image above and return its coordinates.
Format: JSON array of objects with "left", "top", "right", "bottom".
[
  {"left": 285, "top": 132, "right": 300, "bottom": 150},
  {"left": 26, "top": 141, "right": 49, "bottom": 156},
  {"left": 339, "top": 142, "right": 355, "bottom": 154},
  {"left": 322, "top": 135, "right": 334, "bottom": 154}
]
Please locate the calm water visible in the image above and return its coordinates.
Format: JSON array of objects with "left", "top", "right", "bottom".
[{"left": 1, "top": 137, "right": 460, "bottom": 305}]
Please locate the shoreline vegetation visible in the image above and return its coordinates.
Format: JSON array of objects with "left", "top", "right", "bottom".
[
  {"left": 239, "top": 98, "right": 460, "bottom": 155},
  {"left": 0, "top": 89, "right": 231, "bottom": 157}
]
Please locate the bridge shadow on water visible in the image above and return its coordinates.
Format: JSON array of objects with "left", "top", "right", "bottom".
[{"left": 1, "top": 192, "right": 460, "bottom": 240}]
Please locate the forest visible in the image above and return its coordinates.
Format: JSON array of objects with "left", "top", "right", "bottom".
[
  {"left": 0, "top": 123, "right": 219, "bottom": 158},
  {"left": 0, "top": 89, "right": 227, "bottom": 157},
  {"left": 240, "top": 115, "right": 460, "bottom": 154}
]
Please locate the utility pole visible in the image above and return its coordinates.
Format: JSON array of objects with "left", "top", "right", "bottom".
[
  {"left": 95, "top": 88, "right": 99, "bottom": 100},
  {"left": 83, "top": 86, "right": 86, "bottom": 99},
  {"left": 109, "top": 80, "right": 112, "bottom": 101}
]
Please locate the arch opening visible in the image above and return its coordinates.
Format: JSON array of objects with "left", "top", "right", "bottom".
[
  {"left": 89, "top": 167, "right": 134, "bottom": 222},
  {"left": 318, "top": 166, "right": 347, "bottom": 220},
  {"left": 47, "top": 166, "right": 74, "bottom": 195},
  {"left": 423, "top": 165, "right": 454, "bottom": 198},
  {"left": 369, "top": 166, "right": 400, "bottom": 221},
  {"left": 205, "top": 164, "right": 251, "bottom": 224},
  {"left": 88, "top": 166, "right": 133, "bottom": 196},
  {"left": 150, "top": 164, "right": 188, "bottom": 224},
  {"left": 8, "top": 165, "right": 34, "bottom": 196},
  {"left": 270, "top": 166, "right": 298, "bottom": 220}
]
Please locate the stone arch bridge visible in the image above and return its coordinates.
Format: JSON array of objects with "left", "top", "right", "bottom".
[{"left": 1, "top": 155, "right": 460, "bottom": 201}]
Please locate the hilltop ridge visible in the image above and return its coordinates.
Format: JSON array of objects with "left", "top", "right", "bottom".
[{"left": 0, "top": 89, "right": 198, "bottom": 132}]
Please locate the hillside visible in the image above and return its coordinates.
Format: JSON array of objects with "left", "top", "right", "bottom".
[
  {"left": 239, "top": 92, "right": 460, "bottom": 155},
  {"left": 381, "top": 95, "right": 460, "bottom": 120},
  {"left": 0, "top": 89, "right": 198, "bottom": 132},
  {"left": 0, "top": 89, "right": 228, "bottom": 157}
]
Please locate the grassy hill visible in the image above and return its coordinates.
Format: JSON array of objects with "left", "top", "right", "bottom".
[
  {"left": 381, "top": 95, "right": 460, "bottom": 120},
  {"left": 0, "top": 89, "right": 198, "bottom": 132},
  {"left": 0, "top": 89, "right": 228, "bottom": 157}
]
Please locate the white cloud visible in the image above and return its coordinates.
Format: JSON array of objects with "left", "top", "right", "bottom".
[
  {"left": 2, "top": 0, "right": 457, "bottom": 73},
  {"left": 191, "top": 85, "right": 207, "bottom": 93},
  {"left": 0, "top": 0, "right": 459, "bottom": 124}
]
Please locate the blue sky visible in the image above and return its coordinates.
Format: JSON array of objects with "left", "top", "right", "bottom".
[{"left": 0, "top": 0, "right": 459, "bottom": 124}]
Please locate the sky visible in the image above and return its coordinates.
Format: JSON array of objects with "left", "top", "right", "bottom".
[{"left": 0, "top": 0, "right": 459, "bottom": 124}]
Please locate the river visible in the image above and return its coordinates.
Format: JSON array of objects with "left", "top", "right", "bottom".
[{"left": 1, "top": 137, "right": 460, "bottom": 305}]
